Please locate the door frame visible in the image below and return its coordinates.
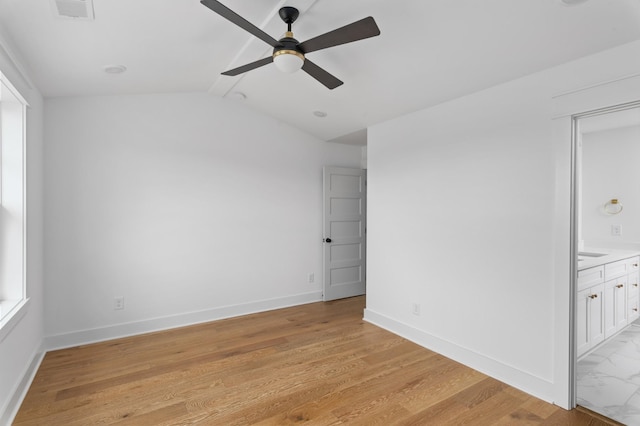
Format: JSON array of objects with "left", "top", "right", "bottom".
[
  {"left": 568, "top": 99, "right": 640, "bottom": 408},
  {"left": 550, "top": 71, "right": 640, "bottom": 409}
]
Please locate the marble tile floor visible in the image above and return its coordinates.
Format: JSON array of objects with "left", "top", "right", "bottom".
[{"left": 577, "top": 321, "right": 640, "bottom": 425}]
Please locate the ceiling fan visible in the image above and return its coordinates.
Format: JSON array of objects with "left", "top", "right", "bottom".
[{"left": 201, "top": 0, "right": 381, "bottom": 89}]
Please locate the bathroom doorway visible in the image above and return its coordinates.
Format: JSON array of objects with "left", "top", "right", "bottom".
[{"left": 573, "top": 102, "right": 640, "bottom": 424}]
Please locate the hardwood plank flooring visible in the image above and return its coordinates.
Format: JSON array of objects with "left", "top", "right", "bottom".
[{"left": 14, "top": 296, "right": 620, "bottom": 425}]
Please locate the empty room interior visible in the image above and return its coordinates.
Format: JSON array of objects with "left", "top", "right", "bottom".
[{"left": 2, "top": 0, "right": 640, "bottom": 424}]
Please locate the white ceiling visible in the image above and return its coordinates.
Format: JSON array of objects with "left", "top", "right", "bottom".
[{"left": 1, "top": 0, "right": 640, "bottom": 144}]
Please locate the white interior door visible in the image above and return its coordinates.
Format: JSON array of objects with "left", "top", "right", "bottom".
[{"left": 323, "top": 167, "right": 366, "bottom": 301}]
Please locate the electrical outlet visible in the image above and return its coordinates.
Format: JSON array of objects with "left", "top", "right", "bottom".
[
  {"left": 612, "top": 224, "right": 622, "bottom": 237},
  {"left": 114, "top": 296, "right": 125, "bottom": 310},
  {"left": 412, "top": 303, "right": 421, "bottom": 316},
  {"left": 308, "top": 273, "right": 315, "bottom": 283}
]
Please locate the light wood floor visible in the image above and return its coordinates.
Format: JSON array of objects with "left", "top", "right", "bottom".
[{"left": 15, "top": 296, "right": 618, "bottom": 425}]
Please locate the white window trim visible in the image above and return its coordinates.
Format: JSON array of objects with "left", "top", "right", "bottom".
[
  {"left": 0, "top": 298, "right": 30, "bottom": 343},
  {"left": 0, "top": 70, "right": 29, "bottom": 337}
]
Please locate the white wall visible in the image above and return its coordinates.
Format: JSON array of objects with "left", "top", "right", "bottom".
[
  {"left": 0, "top": 36, "right": 45, "bottom": 423},
  {"left": 366, "top": 40, "right": 640, "bottom": 407},
  {"left": 582, "top": 125, "right": 640, "bottom": 249},
  {"left": 43, "top": 92, "right": 361, "bottom": 347}
]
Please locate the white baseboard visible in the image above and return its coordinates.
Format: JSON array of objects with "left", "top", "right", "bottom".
[
  {"left": 1, "top": 347, "right": 45, "bottom": 426},
  {"left": 45, "top": 291, "right": 323, "bottom": 351},
  {"left": 363, "top": 308, "right": 556, "bottom": 405}
]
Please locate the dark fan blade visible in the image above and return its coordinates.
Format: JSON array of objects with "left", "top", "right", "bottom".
[
  {"left": 222, "top": 56, "right": 273, "bottom": 76},
  {"left": 201, "top": 0, "right": 280, "bottom": 48},
  {"left": 302, "top": 60, "right": 343, "bottom": 90},
  {"left": 298, "top": 16, "right": 380, "bottom": 54}
]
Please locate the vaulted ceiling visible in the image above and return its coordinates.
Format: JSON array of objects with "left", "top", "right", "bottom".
[{"left": 1, "top": 0, "right": 640, "bottom": 144}]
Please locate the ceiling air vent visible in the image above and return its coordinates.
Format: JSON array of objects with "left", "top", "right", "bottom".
[{"left": 50, "top": 0, "right": 95, "bottom": 20}]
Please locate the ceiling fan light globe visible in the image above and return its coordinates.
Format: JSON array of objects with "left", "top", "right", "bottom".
[{"left": 273, "top": 50, "right": 304, "bottom": 73}]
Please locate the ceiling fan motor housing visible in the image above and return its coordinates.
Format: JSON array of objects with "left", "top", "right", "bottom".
[{"left": 273, "top": 35, "right": 305, "bottom": 60}]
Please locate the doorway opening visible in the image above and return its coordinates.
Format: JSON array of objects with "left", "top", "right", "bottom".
[{"left": 571, "top": 100, "right": 640, "bottom": 423}]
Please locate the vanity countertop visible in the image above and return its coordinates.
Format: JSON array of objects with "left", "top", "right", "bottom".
[{"left": 578, "top": 247, "right": 640, "bottom": 271}]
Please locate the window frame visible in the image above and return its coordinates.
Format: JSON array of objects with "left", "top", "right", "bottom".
[{"left": 0, "top": 69, "right": 29, "bottom": 340}]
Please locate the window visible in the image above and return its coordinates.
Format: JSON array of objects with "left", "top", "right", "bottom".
[{"left": 0, "top": 71, "right": 28, "bottom": 324}]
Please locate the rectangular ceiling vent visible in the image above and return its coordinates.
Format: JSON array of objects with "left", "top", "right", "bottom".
[{"left": 50, "top": 0, "right": 95, "bottom": 21}]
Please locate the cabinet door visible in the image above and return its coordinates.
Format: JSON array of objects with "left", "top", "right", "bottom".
[
  {"left": 615, "top": 277, "right": 628, "bottom": 330},
  {"left": 577, "top": 284, "right": 605, "bottom": 357},
  {"left": 590, "top": 283, "right": 605, "bottom": 347},
  {"left": 628, "top": 272, "right": 640, "bottom": 323},
  {"left": 629, "top": 297, "right": 640, "bottom": 323},
  {"left": 629, "top": 272, "right": 640, "bottom": 297},
  {"left": 577, "top": 288, "right": 591, "bottom": 357},
  {"left": 605, "top": 277, "right": 628, "bottom": 338}
]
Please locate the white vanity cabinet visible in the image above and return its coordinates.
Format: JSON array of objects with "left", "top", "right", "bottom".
[
  {"left": 627, "top": 258, "right": 640, "bottom": 323},
  {"left": 577, "top": 254, "right": 640, "bottom": 358},
  {"left": 577, "top": 283, "right": 605, "bottom": 356},
  {"left": 604, "top": 274, "right": 627, "bottom": 338},
  {"left": 577, "top": 266, "right": 605, "bottom": 357},
  {"left": 604, "top": 259, "right": 630, "bottom": 338}
]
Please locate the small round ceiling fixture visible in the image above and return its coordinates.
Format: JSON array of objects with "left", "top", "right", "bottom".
[
  {"left": 313, "top": 111, "right": 327, "bottom": 118},
  {"left": 229, "top": 91, "right": 247, "bottom": 101},
  {"left": 103, "top": 65, "right": 127, "bottom": 74},
  {"left": 559, "top": 0, "right": 589, "bottom": 6}
]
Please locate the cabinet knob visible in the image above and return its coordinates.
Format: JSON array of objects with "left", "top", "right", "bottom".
[
  {"left": 617, "top": 284, "right": 624, "bottom": 289},
  {"left": 633, "top": 263, "right": 639, "bottom": 267},
  {"left": 589, "top": 294, "right": 598, "bottom": 299},
  {"left": 634, "top": 284, "right": 638, "bottom": 287},
  {"left": 634, "top": 308, "right": 639, "bottom": 312}
]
